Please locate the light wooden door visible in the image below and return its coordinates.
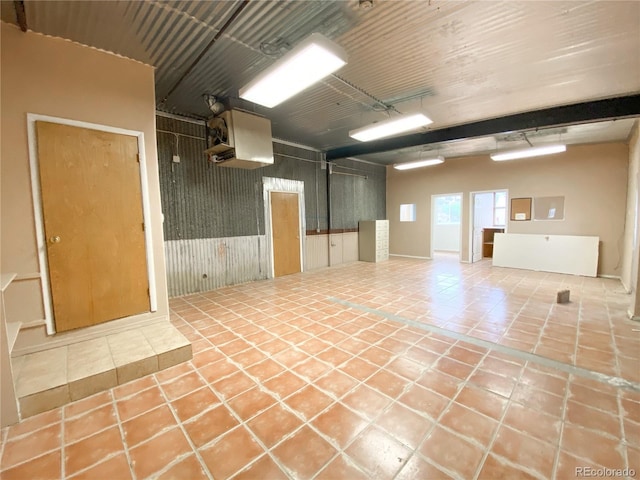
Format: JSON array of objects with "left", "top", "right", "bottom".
[
  {"left": 36, "top": 121, "right": 150, "bottom": 332},
  {"left": 270, "top": 192, "right": 302, "bottom": 277}
]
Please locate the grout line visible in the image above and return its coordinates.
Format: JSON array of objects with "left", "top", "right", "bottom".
[
  {"left": 148, "top": 376, "right": 214, "bottom": 480},
  {"left": 551, "top": 369, "right": 572, "bottom": 479},
  {"left": 110, "top": 389, "right": 137, "bottom": 480},
  {"left": 60, "top": 407, "right": 65, "bottom": 479},
  {"left": 330, "top": 297, "right": 640, "bottom": 392},
  {"left": 404, "top": 347, "right": 491, "bottom": 479},
  {"left": 186, "top": 297, "right": 436, "bottom": 479}
]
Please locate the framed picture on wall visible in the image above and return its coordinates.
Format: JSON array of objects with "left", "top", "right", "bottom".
[{"left": 510, "top": 197, "right": 532, "bottom": 221}]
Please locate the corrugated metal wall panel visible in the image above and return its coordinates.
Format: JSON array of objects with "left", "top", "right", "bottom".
[
  {"left": 157, "top": 114, "right": 385, "bottom": 295},
  {"left": 157, "top": 115, "right": 385, "bottom": 240},
  {"left": 165, "top": 236, "right": 267, "bottom": 297}
]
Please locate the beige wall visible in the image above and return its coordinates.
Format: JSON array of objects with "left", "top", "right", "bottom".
[
  {"left": 387, "top": 142, "right": 629, "bottom": 276},
  {"left": 622, "top": 122, "right": 640, "bottom": 291},
  {"left": 1, "top": 23, "right": 169, "bottom": 351},
  {"left": 625, "top": 122, "right": 640, "bottom": 317}
]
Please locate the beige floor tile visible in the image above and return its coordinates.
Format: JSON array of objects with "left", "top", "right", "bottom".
[
  {"left": 106, "top": 330, "right": 156, "bottom": 367},
  {"left": 69, "top": 370, "right": 118, "bottom": 401},
  {"left": 15, "top": 347, "right": 68, "bottom": 397},
  {"left": 141, "top": 323, "right": 191, "bottom": 354},
  {"left": 19, "top": 385, "right": 70, "bottom": 418},
  {"left": 67, "top": 337, "right": 116, "bottom": 382},
  {"left": 116, "top": 356, "right": 158, "bottom": 385}
]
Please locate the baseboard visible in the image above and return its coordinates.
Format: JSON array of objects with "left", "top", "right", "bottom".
[
  {"left": 389, "top": 254, "right": 431, "bottom": 260},
  {"left": 598, "top": 274, "right": 622, "bottom": 281},
  {"left": 21, "top": 319, "right": 46, "bottom": 329},
  {"left": 14, "top": 273, "right": 42, "bottom": 281}
]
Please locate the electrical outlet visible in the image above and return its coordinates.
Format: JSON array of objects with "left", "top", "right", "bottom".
[{"left": 172, "top": 155, "right": 181, "bottom": 163}]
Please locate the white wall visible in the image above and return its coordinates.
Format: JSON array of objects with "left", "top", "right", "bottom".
[{"left": 433, "top": 224, "right": 460, "bottom": 252}]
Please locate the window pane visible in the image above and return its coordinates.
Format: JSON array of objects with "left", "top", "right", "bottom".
[
  {"left": 494, "top": 207, "right": 506, "bottom": 226},
  {"left": 400, "top": 203, "right": 416, "bottom": 222},
  {"left": 495, "top": 191, "right": 507, "bottom": 208},
  {"left": 435, "top": 195, "right": 461, "bottom": 225}
]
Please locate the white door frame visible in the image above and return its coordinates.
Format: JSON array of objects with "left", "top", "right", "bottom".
[
  {"left": 430, "top": 192, "right": 463, "bottom": 261},
  {"left": 27, "top": 114, "right": 157, "bottom": 335},
  {"left": 262, "top": 177, "right": 306, "bottom": 278},
  {"left": 468, "top": 189, "right": 509, "bottom": 264}
]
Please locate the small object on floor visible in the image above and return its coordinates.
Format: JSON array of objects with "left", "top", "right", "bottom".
[{"left": 557, "top": 289, "right": 570, "bottom": 304}]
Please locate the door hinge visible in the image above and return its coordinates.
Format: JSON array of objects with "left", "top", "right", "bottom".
[
  {"left": 142, "top": 222, "right": 145, "bottom": 231},
  {"left": 147, "top": 288, "right": 150, "bottom": 297},
  {"left": 136, "top": 154, "right": 140, "bottom": 163}
]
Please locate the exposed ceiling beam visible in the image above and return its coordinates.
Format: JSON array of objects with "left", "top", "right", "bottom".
[
  {"left": 326, "top": 94, "right": 640, "bottom": 161},
  {"left": 13, "top": 1, "right": 27, "bottom": 32}
]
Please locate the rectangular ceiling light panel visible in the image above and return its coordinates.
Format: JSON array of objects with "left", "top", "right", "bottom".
[
  {"left": 239, "top": 33, "right": 347, "bottom": 108},
  {"left": 349, "top": 113, "right": 433, "bottom": 142},
  {"left": 490, "top": 144, "right": 567, "bottom": 161},
  {"left": 393, "top": 156, "right": 444, "bottom": 170}
]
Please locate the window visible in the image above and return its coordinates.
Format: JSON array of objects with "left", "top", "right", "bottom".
[
  {"left": 494, "top": 191, "right": 507, "bottom": 226},
  {"left": 435, "top": 195, "right": 461, "bottom": 225},
  {"left": 400, "top": 203, "right": 416, "bottom": 222}
]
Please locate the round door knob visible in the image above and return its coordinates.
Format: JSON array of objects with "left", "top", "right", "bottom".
[{"left": 49, "top": 236, "right": 61, "bottom": 244}]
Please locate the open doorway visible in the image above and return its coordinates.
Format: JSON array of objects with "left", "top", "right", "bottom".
[
  {"left": 431, "top": 193, "right": 463, "bottom": 259},
  {"left": 470, "top": 190, "right": 508, "bottom": 263}
]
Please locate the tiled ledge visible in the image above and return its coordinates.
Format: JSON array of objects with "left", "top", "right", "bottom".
[{"left": 11, "top": 323, "right": 192, "bottom": 419}]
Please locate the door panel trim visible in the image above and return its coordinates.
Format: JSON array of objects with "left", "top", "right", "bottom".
[{"left": 27, "top": 114, "right": 157, "bottom": 335}]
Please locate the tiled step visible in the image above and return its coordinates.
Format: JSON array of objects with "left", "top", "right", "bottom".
[{"left": 11, "top": 323, "right": 191, "bottom": 419}]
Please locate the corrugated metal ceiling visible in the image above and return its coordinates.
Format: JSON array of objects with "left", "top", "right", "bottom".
[{"left": 2, "top": 0, "right": 638, "bottom": 160}]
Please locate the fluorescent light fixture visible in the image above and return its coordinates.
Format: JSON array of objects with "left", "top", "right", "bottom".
[
  {"left": 393, "top": 156, "right": 444, "bottom": 170},
  {"left": 239, "top": 33, "right": 347, "bottom": 108},
  {"left": 350, "top": 113, "right": 433, "bottom": 142},
  {"left": 490, "top": 144, "right": 566, "bottom": 161}
]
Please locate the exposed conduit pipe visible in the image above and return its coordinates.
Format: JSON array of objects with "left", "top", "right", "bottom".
[{"left": 160, "top": 0, "right": 251, "bottom": 105}]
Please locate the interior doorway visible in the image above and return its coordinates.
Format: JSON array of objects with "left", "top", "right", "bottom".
[
  {"left": 470, "top": 189, "right": 508, "bottom": 263},
  {"left": 431, "top": 193, "right": 463, "bottom": 259}
]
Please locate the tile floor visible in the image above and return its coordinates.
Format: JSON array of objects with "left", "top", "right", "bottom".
[{"left": 1, "top": 256, "right": 639, "bottom": 480}]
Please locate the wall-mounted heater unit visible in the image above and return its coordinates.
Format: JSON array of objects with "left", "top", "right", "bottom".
[{"left": 205, "top": 109, "right": 274, "bottom": 169}]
